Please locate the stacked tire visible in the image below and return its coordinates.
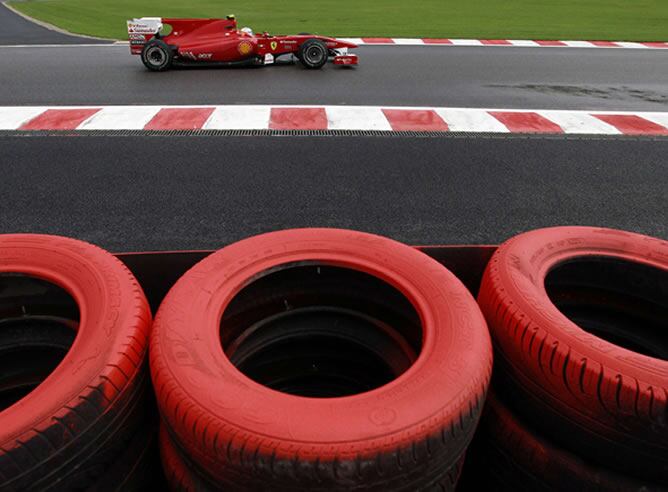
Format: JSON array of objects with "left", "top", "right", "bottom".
[
  {"left": 0, "top": 234, "right": 155, "bottom": 491},
  {"left": 472, "top": 227, "right": 668, "bottom": 490},
  {"left": 151, "top": 229, "right": 493, "bottom": 491}
]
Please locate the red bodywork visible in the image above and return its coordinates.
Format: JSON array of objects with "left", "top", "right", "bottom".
[{"left": 129, "top": 17, "right": 357, "bottom": 65}]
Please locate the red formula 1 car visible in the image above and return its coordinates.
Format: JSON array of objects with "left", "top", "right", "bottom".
[{"left": 127, "top": 15, "right": 358, "bottom": 71}]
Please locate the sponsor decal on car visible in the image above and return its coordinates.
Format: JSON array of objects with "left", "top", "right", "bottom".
[
  {"left": 129, "top": 33, "right": 146, "bottom": 40},
  {"left": 198, "top": 53, "right": 213, "bottom": 60},
  {"left": 127, "top": 24, "right": 159, "bottom": 34},
  {"left": 238, "top": 40, "right": 254, "bottom": 55},
  {"left": 270, "top": 41, "right": 278, "bottom": 51}
]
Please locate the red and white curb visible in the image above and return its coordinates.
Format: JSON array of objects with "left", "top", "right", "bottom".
[
  {"left": 2, "top": 106, "right": 668, "bottom": 135},
  {"left": 337, "top": 38, "right": 668, "bottom": 49}
]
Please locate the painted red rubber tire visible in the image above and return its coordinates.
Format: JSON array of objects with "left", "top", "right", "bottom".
[
  {"left": 0, "top": 234, "right": 152, "bottom": 490},
  {"left": 151, "top": 228, "right": 492, "bottom": 491},
  {"left": 477, "top": 226, "right": 668, "bottom": 481},
  {"left": 160, "top": 420, "right": 468, "bottom": 492},
  {"left": 467, "top": 392, "right": 665, "bottom": 491},
  {"left": 161, "top": 424, "right": 466, "bottom": 492},
  {"left": 160, "top": 424, "right": 212, "bottom": 492}
]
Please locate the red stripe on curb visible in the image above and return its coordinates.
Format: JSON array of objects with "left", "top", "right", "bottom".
[
  {"left": 535, "top": 40, "right": 567, "bottom": 46},
  {"left": 269, "top": 108, "right": 328, "bottom": 130},
  {"left": 361, "top": 38, "right": 394, "bottom": 44},
  {"left": 422, "top": 38, "right": 453, "bottom": 44},
  {"left": 144, "top": 108, "right": 214, "bottom": 130},
  {"left": 642, "top": 42, "right": 668, "bottom": 48},
  {"left": 590, "top": 41, "right": 620, "bottom": 47},
  {"left": 489, "top": 112, "right": 564, "bottom": 133},
  {"left": 382, "top": 109, "right": 449, "bottom": 131},
  {"left": 19, "top": 108, "right": 100, "bottom": 130},
  {"left": 481, "top": 39, "right": 512, "bottom": 45},
  {"left": 593, "top": 115, "right": 668, "bottom": 135}
]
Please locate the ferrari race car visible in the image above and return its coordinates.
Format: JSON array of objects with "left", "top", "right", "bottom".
[{"left": 127, "top": 15, "right": 358, "bottom": 71}]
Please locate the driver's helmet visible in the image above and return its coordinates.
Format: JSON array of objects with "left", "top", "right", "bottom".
[{"left": 240, "top": 27, "right": 254, "bottom": 36}]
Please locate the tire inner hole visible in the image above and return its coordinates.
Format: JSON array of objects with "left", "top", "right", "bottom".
[
  {"left": 545, "top": 256, "right": 668, "bottom": 361},
  {"left": 221, "top": 264, "right": 423, "bottom": 398},
  {"left": 0, "top": 274, "right": 79, "bottom": 411}
]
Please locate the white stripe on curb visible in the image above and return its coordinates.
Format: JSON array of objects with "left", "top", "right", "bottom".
[
  {"left": 508, "top": 40, "right": 540, "bottom": 47},
  {"left": 434, "top": 109, "right": 510, "bottom": 133},
  {"left": 204, "top": 106, "right": 272, "bottom": 129},
  {"left": 562, "top": 40, "right": 596, "bottom": 48},
  {"left": 449, "top": 39, "right": 483, "bottom": 46},
  {"left": 615, "top": 41, "right": 649, "bottom": 49},
  {"left": 641, "top": 113, "right": 668, "bottom": 129},
  {"left": 536, "top": 111, "right": 621, "bottom": 135},
  {"left": 391, "top": 38, "right": 425, "bottom": 45},
  {"left": 326, "top": 107, "right": 393, "bottom": 131},
  {"left": 0, "top": 106, "right": 46, "bottom": 129},
  {"left": 80, "top": 106, "right": 162, "bottom": 130}
]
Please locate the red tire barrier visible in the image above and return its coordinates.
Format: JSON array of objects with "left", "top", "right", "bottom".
[
  {"left": 0, "top": 234, "right": 152, "bottom": 490},
  {"left": 477, "top": 226, "right": 668, "bottom": 481},
  {"left": 465, "top": 392, "right": 664, "bottom": 491},
  {"left": 152, "top": 228, "right": 492, "bottom": 490}
]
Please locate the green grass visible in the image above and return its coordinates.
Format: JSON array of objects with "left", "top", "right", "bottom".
[{"left": 8, "top": 0, "right": 668, "bottom": 41}]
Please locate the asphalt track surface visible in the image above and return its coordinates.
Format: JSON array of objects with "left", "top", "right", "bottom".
[
  {"left": 0, "top": 2, "right": 107, "bottom": 45},
  {"left": 1, "top": 134, "right": 666, "bottom": 252},
  {"left": 1, "top": 44, "right": 668, "bottom": 110}
]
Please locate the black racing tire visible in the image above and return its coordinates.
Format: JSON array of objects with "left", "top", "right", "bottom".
[
  {"left": 298, "top": 38, "right": 328, "bottom": 69},
  {"left": 141, "top": 39, "right": 174, "bottom": 72},
  {"left": 462, "top": 391, "right": 666, "bottom": 491}
]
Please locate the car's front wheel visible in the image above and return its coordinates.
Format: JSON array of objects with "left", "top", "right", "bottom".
[
  {"left": 141, "top": 39, "right": 173, "bottom": 72},
  {"left": 298, "top": 39, "right": 328, "bottom": 69}
]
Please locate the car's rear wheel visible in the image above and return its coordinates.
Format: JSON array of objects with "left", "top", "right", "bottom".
[
  {"left": 298, "top": 39, "right": 328, "bottom": 69},
  {"left": 141, "top": 39, "right": 173, "bottom": 72}
]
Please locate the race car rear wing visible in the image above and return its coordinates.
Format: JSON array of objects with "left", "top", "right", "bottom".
[{"left": 127, "top": 17, "right": 163, "bottom": 55}]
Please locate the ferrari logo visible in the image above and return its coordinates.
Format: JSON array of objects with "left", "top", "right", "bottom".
[
  {"left": 270, "top": 41, "right": 278, "bottom": 51},
  {"left": 237, "top": 40, "right": 253, "bottom": 55}
]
